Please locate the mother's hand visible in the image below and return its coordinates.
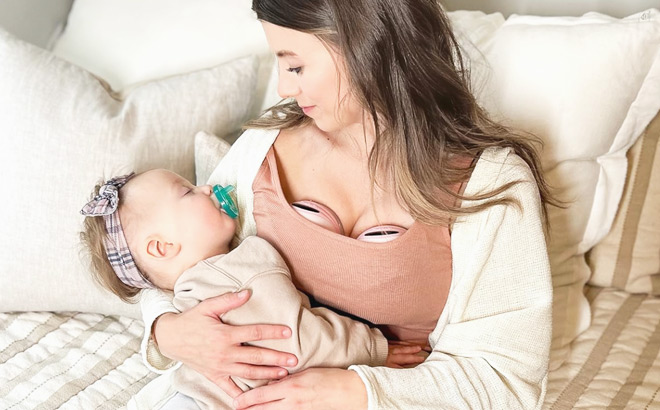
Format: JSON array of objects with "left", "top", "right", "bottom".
[
  {"left": 153, "top": 290, "right": 299, "bottom": 397},
  {"left": 233, "top": 368, "right": 368, "bottom": 410}
]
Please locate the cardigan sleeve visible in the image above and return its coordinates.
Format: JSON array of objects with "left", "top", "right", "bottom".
[{"left": 349, "top": 149, "right": 553, "bottom": 410}]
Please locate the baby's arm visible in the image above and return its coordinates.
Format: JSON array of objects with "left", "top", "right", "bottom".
[
  {"left": 294, "top": 299, "right": 425, "bottom": 369},
  {"left": 174, "top": 236, "right": 417, "bottom": 373},
  {"left": 176, "top": 261, "right": 390, "bottom": 370}
]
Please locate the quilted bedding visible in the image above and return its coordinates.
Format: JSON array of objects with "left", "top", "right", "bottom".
[
  {"left": 0, "top": 313, "right": 155, "bottom": 409},
  {"left": 545, "top": 287, "right": 660, "bottom": 409},
  {"left": 1, "top": 287, "right": 659, "bottom": 409}
]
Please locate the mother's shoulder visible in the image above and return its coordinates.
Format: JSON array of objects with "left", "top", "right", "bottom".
[{"left": 471, "top": 147, "right": 535, "bottom": 190}]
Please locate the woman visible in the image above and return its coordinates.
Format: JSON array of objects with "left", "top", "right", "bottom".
[{"left": 139, "top": 0, "right": 554, "bottom": 408}]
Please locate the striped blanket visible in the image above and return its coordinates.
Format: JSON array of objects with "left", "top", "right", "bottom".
[
  {"left": 1, "top": 287, "right": 659, "bottom": 409},
  {"left": 0, "top": 312, "right": 155, "bottom": 409},
  {"left": 545, "top": 287, "right": 660, "bottom": 409}
]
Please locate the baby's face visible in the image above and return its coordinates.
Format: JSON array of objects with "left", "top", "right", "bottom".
[{"left": 124, "top": 169, "right": 237, "bottom": 289}]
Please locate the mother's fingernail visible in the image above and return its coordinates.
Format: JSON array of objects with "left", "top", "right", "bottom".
[
  {"left": 282, "top": 328, "right": 291, "bottom": 337},
  {"left": 237, "top": 290, "right": 248, "bottom": 299}
]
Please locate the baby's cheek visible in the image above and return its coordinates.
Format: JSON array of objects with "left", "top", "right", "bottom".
[{"left": 205, "top": 209, "right": 233, "bottom": 236}]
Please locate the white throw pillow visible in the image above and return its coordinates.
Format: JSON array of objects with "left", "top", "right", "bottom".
[
  {"left": 52, "top": 0, "right": 278, "bottom": 117},
  {"left": 0, "top": 28, "right": 258, "bottom": 318},
  {"left": 467, "top": 9, "right": 660, "bottom": 369}
]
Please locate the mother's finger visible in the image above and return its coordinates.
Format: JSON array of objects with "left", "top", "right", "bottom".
[
  {"left": 213, "top": 376, "right": 243, "bottom": 399},
  {"left": 197, "top": 290, "right": 252, "bottom": 318},
  {"left": 226, "top": 363, "right": 289, "bottom": 381},
  {"left": 233, "top": 345, "right": 298, "bottom": 368},
  {"left": 234, "top": 383, "right": 285, "bottom": 410},
  {"left": 230, "top": 323, "right": 293, "bottom": 344},
  {"left": 390, "top": 345, "right": 422, "bottom": 355},
  {"left": 393, "top": 354, "right": 426, "bottom": 366}
]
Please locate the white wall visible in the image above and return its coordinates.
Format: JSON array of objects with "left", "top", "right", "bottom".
[
  {"left": 441, "top": 0, "right": 660, "bottom": 17},
  {"left": 0, "top": 0, "right": 73, "bottom": 49}
]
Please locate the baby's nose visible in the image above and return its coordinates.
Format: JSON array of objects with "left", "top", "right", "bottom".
[{"left": 199, "top": 185, "right": 213, "bottom": 195}]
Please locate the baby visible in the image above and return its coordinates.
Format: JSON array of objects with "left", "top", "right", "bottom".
[{"left": 79, "top": 169, "right": 423, "bottom": 410}]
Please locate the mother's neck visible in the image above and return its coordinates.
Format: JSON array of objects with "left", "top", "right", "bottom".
[{"left": 324, "top": 117, "right": 378, "bottom": 160}]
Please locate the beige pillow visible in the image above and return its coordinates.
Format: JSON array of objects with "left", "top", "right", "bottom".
[
  {"left": 587, "top": 111, "right": 660, "bottom": 294},
  {"left": 52, "top": 0, "right": 277, "bottom": 117},
  {"left": 194, "top": 131, "right": 234, "bottom": 186},
  {"left": 0, "top": 28, "right": 257, "bottom": 318}
]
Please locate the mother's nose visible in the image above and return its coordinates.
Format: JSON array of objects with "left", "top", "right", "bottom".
[{"left": 277, "top": 68, "right": 301, "bottom": 99}]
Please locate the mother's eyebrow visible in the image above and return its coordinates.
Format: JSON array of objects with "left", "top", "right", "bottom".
[{"left": 276, "top": 50, "right": 298, "bottom": 57}]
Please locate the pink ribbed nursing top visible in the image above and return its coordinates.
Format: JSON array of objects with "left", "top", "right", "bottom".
[{"left": 253, "top": 147, "right": 453, "bottom": 343}]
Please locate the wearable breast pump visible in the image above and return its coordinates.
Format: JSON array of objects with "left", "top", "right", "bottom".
[
  {"left": 291, "top": 200, "right": 407, "bottom": 243},
  {"left": 212, "top": 184, "right": 239, "bottom": 219}
]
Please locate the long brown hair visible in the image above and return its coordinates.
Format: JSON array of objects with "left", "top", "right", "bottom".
[{"left": 250, "top": 0, "right": 556, "bottom": 226}]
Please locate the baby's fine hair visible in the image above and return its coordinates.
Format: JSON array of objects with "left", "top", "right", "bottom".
[{"left": 80, "top": 180, "right": 141, "bottom": 303}]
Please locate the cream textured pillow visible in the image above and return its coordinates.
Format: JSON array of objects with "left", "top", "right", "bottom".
[
  {"left": 587, "top": 111, "right": 660, "bottom": 294},
  {"left": 52, "top": 0, "right": 277, "bottom": 116},
  {"left": 0, "top": 28, "right": 257, "bottom": 318},
  {"left": 194, "top": 131, "right": 233, "bottom": 186},
  {"left": 469, "top": 10, "right": 660, "bottom": 369}
]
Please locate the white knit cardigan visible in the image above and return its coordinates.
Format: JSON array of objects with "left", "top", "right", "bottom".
[{"left": 137, "top": 128, "right": 552, "bottom": 410}]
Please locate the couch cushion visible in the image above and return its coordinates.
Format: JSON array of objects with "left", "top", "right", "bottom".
[
  {"left": 587, "top": 111, "right": 660, "bottom": 294},
  {"left": 0, "top": 28, "right": 257, "bottom": 318}
]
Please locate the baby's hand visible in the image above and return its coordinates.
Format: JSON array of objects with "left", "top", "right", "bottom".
[{"left": 384, "top": 341, "right": 426, "bottom": 368}]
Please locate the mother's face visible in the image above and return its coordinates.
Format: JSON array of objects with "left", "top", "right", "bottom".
[{"left": 261, "top": 22, "right": 364, "bottom": 133}]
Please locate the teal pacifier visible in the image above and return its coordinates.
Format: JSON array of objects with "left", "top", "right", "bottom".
[{"left": 212, "top": 184, "right": 239, "bottom": 219}]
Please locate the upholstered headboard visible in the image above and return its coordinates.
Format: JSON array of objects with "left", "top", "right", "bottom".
[{"left": 441, "top": 0, "right": 659, "bottom": 18}]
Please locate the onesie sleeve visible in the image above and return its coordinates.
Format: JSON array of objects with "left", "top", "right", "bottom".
[
  {"left": 139, "top": 289, "right": 181, "bottom": 373},
  {"left": 223, "top": 280, "right": 389, "bottom": 370},
  {"left": 218, "top": 237, "right": 389, "bottom": 370},
  {"left": 292, "top": 296, "right": 389, "bottom": 368},
  {"left": 349, "top": 149, "right": 553, "bottom": 409}
]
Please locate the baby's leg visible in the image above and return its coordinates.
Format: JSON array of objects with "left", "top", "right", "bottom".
[{"left": 172, "top": 366, "right": 237, "bottom": 409}]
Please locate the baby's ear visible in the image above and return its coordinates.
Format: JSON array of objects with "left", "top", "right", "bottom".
[{"left": 146, "top": 238, "right": 180, "bottom": 260}]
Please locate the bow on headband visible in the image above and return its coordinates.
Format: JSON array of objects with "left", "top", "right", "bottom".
[
  {"left": 81, "top": 173, "right": 135, "bottom": 216},
  {"left": 80, "top": 173, "right": 154, "bottom": 289}
]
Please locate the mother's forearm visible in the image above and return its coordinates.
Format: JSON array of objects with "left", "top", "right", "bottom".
[{"left": 234, "top": 368, "right": 368, "bottom": 410}]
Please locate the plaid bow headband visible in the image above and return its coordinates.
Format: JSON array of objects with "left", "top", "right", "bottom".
[{"left": 80, "top": 173, "right": 154, "bottom": 289}]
